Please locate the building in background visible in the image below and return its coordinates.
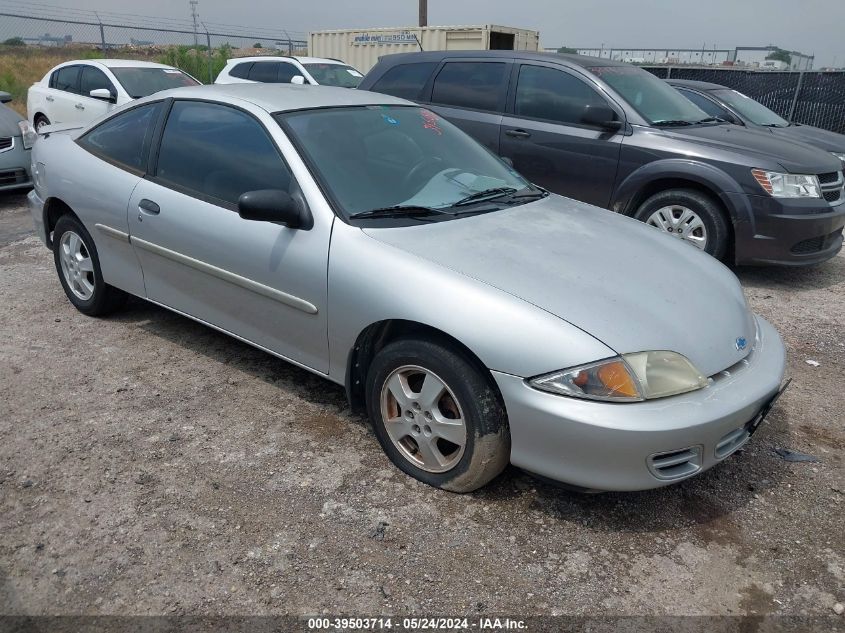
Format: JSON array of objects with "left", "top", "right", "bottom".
[
  {"left": 550, "top": 45, "right": 814, "bottom": 70},
  {"left": 310, "top": 25, "right": 539, "bottom": 73}
]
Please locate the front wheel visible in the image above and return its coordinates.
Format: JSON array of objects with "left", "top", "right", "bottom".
[
  {"left": 634, "top": 188, "right": 729, "bottom": 261},
  {"left": 366, "top": 338, "right": 510, "bottom": 493}
]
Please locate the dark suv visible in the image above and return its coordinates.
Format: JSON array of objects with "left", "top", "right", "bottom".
[{"left": 359, "top": 51, "right": 845, "bottom": 265}]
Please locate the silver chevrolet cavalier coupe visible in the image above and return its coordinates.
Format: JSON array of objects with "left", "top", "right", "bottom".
[{"left": 28, "top": 84, "right": 787, "bottom": 492}]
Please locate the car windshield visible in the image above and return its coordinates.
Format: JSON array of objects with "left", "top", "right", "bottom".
[
  {"left": 277, "top": 105, "right": 531, "bottom": 219},
  {"left": 303, "top": 63, "right": 363, "bottom": 88},
  {"left": 712, "top": 89, "right": 789, "bottom": 127},
  {"left": 110, "top": 67, "right": 199, "bottom": 98},
  {"left": 589, "top": 65, "right": 710, "bottom": 125}
]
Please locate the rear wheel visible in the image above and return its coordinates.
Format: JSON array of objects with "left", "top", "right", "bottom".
[
  {"left": 52, "top": 215, "right": 126, "bottom": 316},
  {"left": 34, "top": 114, "right": 50, "bottom": 132},
  {"left": 366, "top": 338, "right": 510, "bottom": 493},
  {"left": 634, "top": 188, "right": 729, "bottom": 260}
]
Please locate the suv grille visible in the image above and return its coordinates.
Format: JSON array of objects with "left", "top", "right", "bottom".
[
  {"left": 791, "top": 228, "right": 844, "bottom": 254},
  {"left": 819, "top": 170, "right": 844, "bottom": 204},
  {"left": 0, "top": 137, "right": 12, "bottom": 151}
]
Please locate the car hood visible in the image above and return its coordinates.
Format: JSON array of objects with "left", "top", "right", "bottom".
[
  {"left": 363, "top": 195, "right": 756, "bottom": 378},
  {"left": 660, "top": 123, "right": 842, "bottom": 174},
  {"left": 0, "top": 104, "right": 23, "bottom": 134},
  {"left": 766, "top": 123, "right": 845, "bottom": 155}
]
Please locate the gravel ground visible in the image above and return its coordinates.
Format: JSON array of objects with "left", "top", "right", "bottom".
[{"left": 0, "top": 190, "right": 843, "bottom": 622}]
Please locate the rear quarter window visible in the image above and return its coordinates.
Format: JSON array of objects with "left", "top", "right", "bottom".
[
  {"left": 229, "top": 62, "right": 253, "bottom": 79},
  {"left": 78, "top": 101, "right": 163, "bottom": 171},
  {"left": 369, "top": 62, "right": 438, "bottom": 100}
]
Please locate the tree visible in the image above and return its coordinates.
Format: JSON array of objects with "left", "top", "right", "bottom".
[
  {"left": 557, "top": 46, "right": 577, "bottom": 54},
  {"left": 2, "top": 37, "right": 25, "bottom": 46},
  {"left": 766, "top": 48, "right": 792, "bottom": 65},
  {"left": 253, "top": 42, "right": 263, "bottom": 48}
]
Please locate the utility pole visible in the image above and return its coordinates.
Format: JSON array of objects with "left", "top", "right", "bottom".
[
  {"left": 418, "top": 0, "right": 427, "bottom": 27},
  {"left": 189, "top": 0, "right": 199, "bottom": 47}
]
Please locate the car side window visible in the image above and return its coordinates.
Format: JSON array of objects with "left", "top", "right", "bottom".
[
  {"left": 514, "top": 65, "right": 609, "bottom": 126},
  {"left": 79, "top": 66, "right": 115, "bottom": 98},
  {"left": 155, "top": 101, "right": 292, "bottom": 206},
  {"left": 53, "top": 66, "right": 80, "bottom": 93},
  {"left": 229, "top": 62, "right": 253, "bottom": 79},
  {"left": 677, "top": 88, "right": 730, "bottom": 119},
  {"left": 369, "top": 62, "right": 438, "bottom": 100},
  {"left": 431, "top": 62, "right": 507, "bottom": 112},
  {"left": 78, "top": 101, "right": 163, "bottom": 171},
  {"left": 277, "top": 62, "right": 299, "bottom": 83},
  {"left": 248, "top": 62, "right": 281, "bottom": 83}
]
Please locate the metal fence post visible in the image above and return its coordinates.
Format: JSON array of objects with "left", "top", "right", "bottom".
[
  {"left": 666, "top": 66, "right": 672, "bottom": 79},
  {"left": 206, "top": 29, "right": 213, "bottom": 84},
  {"left": 98, "top": 20, "right": 107, "bottom": 56},
  {"left": 787, "top": 71, "right": 805, "bottom": 123}
]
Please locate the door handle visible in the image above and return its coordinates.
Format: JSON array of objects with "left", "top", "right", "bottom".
[
  {"left": 505, "top": 129, "right": 531, "bottom": 139},
  {"left": 45, "top": 95, "right": 54, "bottom": 102},
  {"left": 138, "top": 199, "right": 160, "bottom": 215},
  {"left": 75, "top": 103, "right": 85, "bottom": 110}
]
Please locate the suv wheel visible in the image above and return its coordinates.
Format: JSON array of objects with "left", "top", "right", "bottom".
[
  {"left": 53, "top": 215, "right": 127, "bottom": 316},
  {"left": 634, "top": 189, "right": 729, "bottom": 260},
  {"left": 366, "top": 338, "right": 510, "bottom": 493}
]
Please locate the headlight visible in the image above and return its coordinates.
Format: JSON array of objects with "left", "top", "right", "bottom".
[
  {"left": 529, "top": 352, "right": 709, "bottom": 402},
  {"left": 751, "top": 169, "right": 821, "bottom": 199},
  {"left": 832, "top": 152, "right": 845, "bottom": 165},
  {"left": 18, "top": 120, "right": 38, "bottom": 150}
]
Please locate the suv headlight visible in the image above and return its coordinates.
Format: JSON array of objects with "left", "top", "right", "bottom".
[
  {"left": 18, "top": 120, "right": 38, "bottom": 150},
  {"left": 529, "top": 352, "right": 709, "bottom": 402},
  {"left": 751, "top": 169, "right": 821, "bottom": 199}
]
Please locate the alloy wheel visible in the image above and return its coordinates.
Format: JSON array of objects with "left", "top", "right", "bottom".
[
  {"left": 646, "top": 205, "right": 708, "bottom": 250},
  {"left": 379, "top": 364, "right": 467, "bottom": 473},
  {"left": 58, "top": 230, "right": 95, "bottom": 301}
]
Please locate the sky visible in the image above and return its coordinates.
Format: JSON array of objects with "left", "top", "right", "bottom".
[{"left": 21, "top": 0, "right": 845, "bottom": 67}]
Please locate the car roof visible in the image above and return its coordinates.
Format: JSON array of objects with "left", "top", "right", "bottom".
[
  {"left": 373, "top": 50, "right": 628, "bottom": 69},
  {"left": 225, "top": 56, "right": 346, "bottom": 65},
  {"left": 146, "top": 82, "right": 411, "bottom": 113},
  {"left": 666, "top": 78, "right": 730, "bottom": 91}
]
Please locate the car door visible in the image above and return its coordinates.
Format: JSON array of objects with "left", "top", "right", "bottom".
[
  {"left": 76, "top": 65, "right": 118, "bottom": 121},
  {"left": 424, "top": 59, "right": 510, "bottom": 153},
  {"left": 499, "top": 63, "right": 624, "bottom": 207},
  {"left": 48, "top": 65, "right": 82, "bottom": 124},
  {"left": 127, "top": 99, "right": 331, "bottom": 373}
]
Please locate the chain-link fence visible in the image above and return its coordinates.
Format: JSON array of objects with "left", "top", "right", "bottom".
[
  {"left": 0, "top": 4, "right": 307, "bottom": 114},
  {"left": 645, "top": 66, "right": 845, "bottom": 135}
]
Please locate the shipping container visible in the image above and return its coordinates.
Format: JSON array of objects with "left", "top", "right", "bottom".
[{"left": 309, "top": 25, "right": 540, "bottom": 73}]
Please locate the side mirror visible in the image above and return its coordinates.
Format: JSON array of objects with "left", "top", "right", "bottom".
[
  {"left": 0, "top": 91, "right": 12, "bottom": 104},
  {"left": 581, "top": 104, "right": 622, "bottom": 131},
  {"left": 238, "top": 189, "right": 311, "bottom": 229},
  {"left": 290, "top": 75, "right": 306, "bottom": 85},
  {"left": 89, "top": 88, "right": 115, "bottom": 102}
]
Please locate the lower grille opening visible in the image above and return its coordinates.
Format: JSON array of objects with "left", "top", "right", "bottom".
[
  {"left": 715, "top": 425, "right": 750, "bottom": 459},
  {"left": 648, "top": 446, "right": 702, "bottom": 481},
  {"left": 0, "top": 168, "right": 27, "bottom": 186},
  {"left": 791, "top": 229, "right": 843, "bottom": 254}
]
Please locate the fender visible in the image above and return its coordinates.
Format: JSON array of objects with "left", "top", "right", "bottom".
[{"left": 610, "top": 158, "right": 751, "bottom": 224}]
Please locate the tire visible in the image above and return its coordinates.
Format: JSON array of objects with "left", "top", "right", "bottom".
[
  {"left": 34, "top": 114, "right": 50, "bottom": 132},
  {"left": 634, "top": 188, "right": 729, "bottom": 261},
  {"left": 365, "top": 338, "right": 510, "bottom": 493},
  {"left": 52, "top": 215, "right": 127, "bottom": 316}
]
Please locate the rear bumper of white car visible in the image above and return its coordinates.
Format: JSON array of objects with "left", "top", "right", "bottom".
[{"left": 494, "top": 315, "right": 786, "bottom": 491}]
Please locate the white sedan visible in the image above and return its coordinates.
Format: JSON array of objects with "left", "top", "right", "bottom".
[{"left": 27, "top": 59, "right": 199, "bottom": 130}]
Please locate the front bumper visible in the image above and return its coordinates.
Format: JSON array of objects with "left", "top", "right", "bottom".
[
  {"left": 494, "top": 315, "right": 786, "bottom": 492},
  {"left": 729, "top": 192, "right": 845, "bottom": 266},
  {"left": 0, "top": 136, "right": 32, "bottom": 192}
]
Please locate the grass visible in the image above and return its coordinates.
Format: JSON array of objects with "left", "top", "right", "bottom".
[{"left": 0, "top": 44, "right": 235, "bottom": 116}]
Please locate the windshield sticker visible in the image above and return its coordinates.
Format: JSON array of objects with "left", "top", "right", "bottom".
[
  {"left": 421, "top": 110, "right": 442, "bottom": 135},
  {"left": 381, "top": 114, "right": 399, "bottom": 125}
]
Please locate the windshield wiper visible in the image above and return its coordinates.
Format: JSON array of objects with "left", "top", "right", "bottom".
[
  {"left": 653, "top": 119, "right": 694, "bottom": 127},
  {"left": 452, "top": 187, "right": 519, "bottom": 207},
  {"left": 349, "top": 205, "right": 446, "bottom": 220},
  {"left": 696, "top": 117, "right": 726, "bottom": 124}
]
